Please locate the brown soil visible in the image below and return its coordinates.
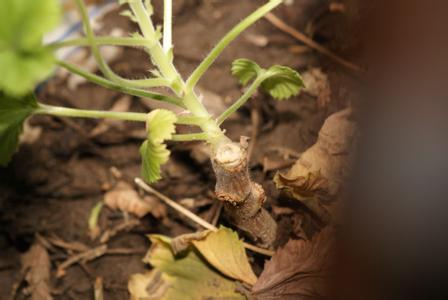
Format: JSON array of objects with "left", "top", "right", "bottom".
[{"left": 0, "top": 0, "right": 355, "bottom": 299}]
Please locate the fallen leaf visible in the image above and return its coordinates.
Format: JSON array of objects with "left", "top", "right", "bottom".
[
  {"left": 129, "top": 235, "right": 245, "bottom": 300},
  {"left": 302, "top": 68, "right": 331, "bottom": 108},
  {"left": 274, "top": 108, "right": 356, "bottom": 223},
  {"left": 252, "top": 229, "right": 334, "bottom": 300},
  {"left": 21, "top": 242, "right": 52, "bottom": 300},
  {"left": 192, "top": 226, "right": 258, "bottom": 285},
  {"left": 104, "top": 181, "right": 165, "bottom": 218},
  {"left": 19, "top": 120, "right": 42, "bottom": 145}
]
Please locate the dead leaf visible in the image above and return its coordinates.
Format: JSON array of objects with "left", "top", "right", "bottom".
[
  {"left": 192, "top": 227, "right": 258, "bottom": 285},
  {"left": 303, "top": 68, "right": 331, "bottom": 108},
  {"left": 128, "top": 235, "right": 245, "bottom": 300},
  {"left": 252, "top": 229, "right": 334, "bottom": 300},
  {"left": 19, "top": 120, "right": 42, "bottom": 145},
  {"left": 171, "top": 231, "right": 210, "bottom": 255},
  {"left": 274, "top": 108, "right": 356, "bottom": 223},
  {"left": 21, "top": 242, "right": 52, "bottom": 300},
  {"left": 104, "top": 181, "right": 165, "bottom": 218}
]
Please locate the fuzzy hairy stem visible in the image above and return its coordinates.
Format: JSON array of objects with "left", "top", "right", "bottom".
[{"left": 211, "top": 138, "right": 277, "bottom": 247}]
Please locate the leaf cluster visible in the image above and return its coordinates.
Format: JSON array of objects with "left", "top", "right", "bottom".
[{"left": 0, "top": 0, "right": 60, "bottom": 96}]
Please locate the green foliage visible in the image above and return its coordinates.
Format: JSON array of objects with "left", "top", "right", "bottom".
[
  {"left": 263, "top": 65, "right": 304, "bottom": 100},
  {"left": 231, "top": 58, "right": 262, "bottom": 86},
  {"left": 140, "top": 109, "right": 177, "bottom": 183},
  {"left": 0, "top": 93, "right": 38, "bottom": 166},
  {"left": 0, "top": 0, "right": 61, "bottom": 96},
  {"left": 128, "top": 234, "right": 245, "bottom": 300},
  {"left": 231, "top": 58, "right": 304, "bottom": 100}
]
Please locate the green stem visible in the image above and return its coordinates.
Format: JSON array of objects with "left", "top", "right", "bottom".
[
  {"left": 74, "top": 0, "right": 170, "bottom": 89},
  {"left": 176, "top": 115, "right": 210, "bottom": 126},
  {"left": 163, "top": 0, "right": 172, "bottom": 53},
  {"left": 57, "top": 60, "right": 185, "bottom": 108},
  {"left": 170, "top": 132, "right": 209, "bottom": 142},
  {"left": 36, "top": 103, "right": 149, "bottom": 122},
  {"left": 129, "top": 0, "right": 180, "bottom": 90},
  {"left": 216, "top": 76, "right": 265, "bottom": 125},
  {"left": 48, "top": 36, "right": 149, "bottom": 49},
  {"left": 186, "top": 0, "right": 282, "bottom": 90}
]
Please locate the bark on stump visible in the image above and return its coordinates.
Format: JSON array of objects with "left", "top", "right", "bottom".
[{"left": 211, "top": 138, "right": 277, "bottom": 247}]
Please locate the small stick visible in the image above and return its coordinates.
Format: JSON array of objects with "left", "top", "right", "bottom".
[
  {"left": 94, "top": 277, "right": 104, "bottom": 300},
  {"left": 56, "top": 245, "right": 108, "bottom": 278},
  {"left": 264, "top": 12, "right": 364, "bottom": 73},
  {"left": 134, "top": 178, "right": 274, "bottom": 256},
  {"left": 46, "top": 234, "right": 90, "bottom": 253},
  {"left": 99, "top": 219, "right": 140, "bottom": 244},
  {"left": 247, "top": 98, "right": 261, "bottom": 161}
]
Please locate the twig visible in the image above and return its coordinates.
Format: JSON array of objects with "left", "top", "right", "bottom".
[
  {"left": 247, "top": 98, "right": 261, "bottom": 161},
  {"left": 56, "top": 245, "right": 108, "bottom": 278},
  {"left": 264, "top": 13, "right": 364, "bottom": 73},
  {"left": 46, "top": 234, "right": 90, "bottom": 253},
  {"left": 94, "top": 277, "right": 104, "bottom": 300},
  {"left": 210, "top": 202, "right": 224, "bottom": 227},
  {"left": 99, "top": 219, "right": 140, "bottom": 244},
  {"left": 134, "top": 178, "right": 274, "bottom": 256},
  {"left": 106, "top": 248, "right": 147, "bottom": 255}
]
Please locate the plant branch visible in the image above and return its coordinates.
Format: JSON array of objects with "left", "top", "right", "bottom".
[
  {"left": 176, "top": 115, "right": 210, "bottom": 126},
  {"left": 74, "top": 0, "right": 171, "bottom": 89},
  {"left": 163, "top": 0, "right": 173, "bottom": 53},
  {"left": 48, "top": 36, "right": 149, "bottom": 49},
  {"left": 170, "top": 132, "right": 209, "bottom": 142},
  {"left": 129, "top": 0, "right": 181, "bottom": 93},
  {"left": 35, "top": 103, "right": 149, "bottom": 122},
  {"left": 217, "top": 76, "right": 265, "bottom": 125},
  {"left": 56, "top": 60, "right": 185, "bottom": 108},
  {"left": 186, "top": 0, "right": 282, "bottom": 90}
]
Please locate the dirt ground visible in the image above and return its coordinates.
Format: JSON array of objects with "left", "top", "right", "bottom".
[{"left": 0, "top": 0, "right": 356, "bottom": 298}]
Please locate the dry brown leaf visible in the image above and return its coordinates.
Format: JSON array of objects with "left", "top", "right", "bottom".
[
  {"left": 302, "top": 68, "right": 331, "bottom": 108},
  {"left": 21, "top": 242, "right": 52, "bottom": 300},
  {"left": 104, "top": 181, "right": 165, "bottom": 218},
  {"left": 274, "top": 108, "right": 356, "bottom": 223},
  {"left": 252, "top": 229, "right": 334, "bottom": 300},
  {"left": 19, "top": 120, "right": 42, "bottom": 145}
]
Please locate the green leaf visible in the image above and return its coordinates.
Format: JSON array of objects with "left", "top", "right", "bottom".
[
  {"left": 231, "top": 58, "right": 304, "bottom": 101},
  {"left": 0, "top": 0, "right": 61, "bottom": 96},
  {"left": 231, "top": 58, "right": 262, "bottom": 86},
  {"left": 0, "top": 93, "right": 38, "bottom": 166},
  {"left": 128, "top": 235, "right": 245, "bottom": 300},
  {"left": 192, "top": 226, "right": 258, "bottom": 285},
  {"left": 262, "top": 65, "right": 304, "bottom": 100},
  {"left": 140, "top": 109, "right": 177, "bottom": 183}
]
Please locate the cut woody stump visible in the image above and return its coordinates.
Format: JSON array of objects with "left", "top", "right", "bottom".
[{"left": 211, "top": 137, "right": 277, "bottom": 247}]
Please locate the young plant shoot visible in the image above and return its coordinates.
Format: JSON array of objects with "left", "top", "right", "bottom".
[{"left": 0, "top": 0, "right": 303, "bottom": 246}]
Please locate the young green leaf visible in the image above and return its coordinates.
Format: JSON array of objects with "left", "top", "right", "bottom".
[
  {"left": 231, "top": 58, "right": 304, "bottom": 101},
  {"left": 140, "top": 109, "right": 177, "bottom": 183},
  {"left": 231, "top": 58, "right": 262, "bottom": 86},
  {"left": 0, "top": 93, "right": 38, "bottom": 166},
  {"left": 0, "top": 0, "right": 61, "bottom": 96},
  {"left": 262, "top": 65, "right": 304, "bottom": 100}
]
